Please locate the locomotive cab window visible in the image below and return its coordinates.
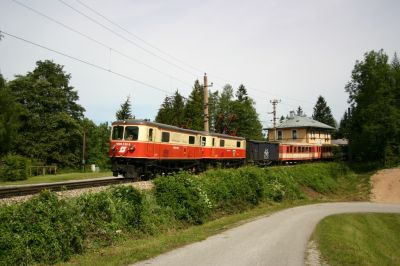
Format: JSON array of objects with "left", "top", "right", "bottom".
[
  {"left": 148, "top": 128, "right": 153, "bottom": 141},
  {"left": 112, "top": 126, "right": 124, "bottom": 140},
  {"left": 189, "top": 136, "right": 195, "bottom": 144},
  {"left": 161, "top": 132, "right": 170, "bottom": 142},
  {"left": 124, "top": 126, "right": 139, "bottom": 141}
]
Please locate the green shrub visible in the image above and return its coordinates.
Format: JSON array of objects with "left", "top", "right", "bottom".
[
  {"left": 154, "top": 172, "right": 212, "bottom": 224},
  {"left": 0, "top": 154, "right": 31, "bottom": 181},
  {"left": 75, "top": 186, "right": 144, "bottom": 243},
  {"left": 0, "top": 191, "right": 84, "bottom": 265},
  {"left": 201, "top": 167, "right": 265, "bottom": 212}
]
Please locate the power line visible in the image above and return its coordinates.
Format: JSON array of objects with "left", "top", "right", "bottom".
[
  {"left": 11, "top": 0, "right": 193, "bottom": 88},
  {"left": 56, "top": 0, "right": 199, "bottom": 78},
  {"left": 59, "top": 0, "right": 314, "bottom": 109},
  {"left": 75, "top": 0, "right": 206, "bottom": 75},
  {"left": 0, "top": 30, "right": 172, "bottom": 94}
]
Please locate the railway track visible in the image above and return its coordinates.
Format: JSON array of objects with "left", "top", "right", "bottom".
[{"left": 0, "top": 177, "right": 134, "bottom": 199}]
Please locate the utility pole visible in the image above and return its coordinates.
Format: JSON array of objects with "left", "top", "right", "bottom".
[
  {"left": 269, "top": 99, "right": 281, "bottom": 128},
  {"left": 203, "top": 73, "right": 213, "bottom": 132}
]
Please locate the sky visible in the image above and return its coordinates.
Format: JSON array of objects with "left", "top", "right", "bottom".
[{"left": 1, "top": 0, "right": 399, "bottom": 129}]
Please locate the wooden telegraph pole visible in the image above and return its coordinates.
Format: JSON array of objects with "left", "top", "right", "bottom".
[{"left": 203, "top": 73, "right": 213, "bottom": 132}]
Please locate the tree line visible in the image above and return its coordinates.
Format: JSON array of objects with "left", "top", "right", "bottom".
[
  {"left": 0, "top": 60, "right": 110, "bottom": 173},
  {"left": 339, "top": 50, "right": 400, "bottom": 166},
  {"left": 155, "top": 81, "right": 264, "bottom": 140}
]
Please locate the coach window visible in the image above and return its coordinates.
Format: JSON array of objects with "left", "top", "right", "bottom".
[
  {"left": 277, "top": 130, "right": 283, "bottom": 140},
  {"left": 292, "top": 130, "right": 297, "bottom": 140},
  {"left": 161, "top": 132, "right": 170, "bottom": 143},
  {"left": 201, "top": 137, "right": 206, "bottom": 146},
  {"left": 212, "top": 138, "right": 215, "bottom": 147},
  {"left": 124, "top": 126, "right": 139, "bottom": 141},
  {"left": 220, "top": 139, "right": 225, "bottom": 147},
  {"left": 189, "top": 136, "right": 195, "bottom": 145},
  {"left": 237, "top": 141, "right": 241, "bottom": 148},
  {"left": 112, "top": 126, "right": 124, "bottom": 140},
  {"left": 286, "top": 146, "right": 290, "bottom": 153},
  {"left": 148, "top": 128, "right": 153, "bottom": 141}
]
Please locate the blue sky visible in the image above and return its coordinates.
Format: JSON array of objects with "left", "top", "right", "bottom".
[{"left": 1, "top": 0, "right": 399, "bottom": 128}]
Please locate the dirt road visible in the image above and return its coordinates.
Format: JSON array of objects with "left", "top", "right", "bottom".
[
  {"left": 133, "top": 202, "right": 400, "bottom": 266},
  {"left": 371, "top": 167, "right": 400, "bottom": 203}
]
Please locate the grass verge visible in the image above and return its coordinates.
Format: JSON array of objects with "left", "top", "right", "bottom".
[
  {"left": 313, "top": 213, "right": 400, "bottom": 266},
  {"left": 59, "top": 200, "right": 312, "bottom": 266},
  {"left": 0, "top": 171, "right": 113, "bottom": 186}
]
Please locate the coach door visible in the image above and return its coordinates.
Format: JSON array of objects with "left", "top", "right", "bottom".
[{"left": 146, "top": 128, "right": 155, "bottom": 157}]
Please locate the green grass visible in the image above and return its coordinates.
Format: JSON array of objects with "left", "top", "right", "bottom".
[
  {"left": 0, "top": 171, "right": 113, "bottom": 186},
  {"left": 314, "top": 213, "right": 400, "bottom": 266},
  {"left": 59, "top": 200, "right": 311, "bottom": 266}
]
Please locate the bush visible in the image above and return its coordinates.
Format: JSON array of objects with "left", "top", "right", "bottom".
[
  {"left": 0, "top": 154, "right": 31, "bottom": 181},
  {"left": 154, "top": 172, "right": 212, "bottom": 224},
  {"left": 0, "top": 191, "right": 84, "bottom": 265},
  {"left": 201, "top": 167, "right": 265, "bottom": 212},
  {"left": 75, "top": 186, "right": 143, "bottom": 243}
]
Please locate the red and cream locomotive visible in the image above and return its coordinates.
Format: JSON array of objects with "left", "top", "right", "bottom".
[{"left": 109, "top": 119, "right": 246, "bottom": 179}]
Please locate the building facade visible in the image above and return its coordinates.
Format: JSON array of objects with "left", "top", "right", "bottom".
[{"left": 267, "top": 112, "right": 335, "bottom": 145}]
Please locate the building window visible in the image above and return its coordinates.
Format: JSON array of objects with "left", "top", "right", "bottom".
[
  {"left": 310, "top": 130, "right": 315, "bottom": 140},
  {"left": 161, "top": 132, "right": 170, "bottom": 142},
  {"left": 277, "top": 130, "right": 283, "bottom": 140},
  {"left": 292, "top": 130, "right": 297, "bottom": 140}
]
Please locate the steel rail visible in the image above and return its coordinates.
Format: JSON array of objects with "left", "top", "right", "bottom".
[{"left": 0, "top": 177, "right": 134, "bottom": 199}]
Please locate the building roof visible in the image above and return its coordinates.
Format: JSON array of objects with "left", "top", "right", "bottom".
[{"left": 269, "top": 114, "right": 335, "bottom": 130}]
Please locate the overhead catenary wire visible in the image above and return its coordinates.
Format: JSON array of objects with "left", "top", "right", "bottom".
[
  {"left": 56, "top": 0, "right": 199, "bottom": 78},
  {"left": 10, "top": 0, "right": 194, "bottom": 88},
  {"left": 0, "top": 30, "right": 172, "bottom": 94},
  {"left": 74, "top": 0, "right": 206, "bottom": 76}
]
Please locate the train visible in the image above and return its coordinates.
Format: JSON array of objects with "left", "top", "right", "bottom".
[{"left": 109, "top": 119, "right": 334, "bottom": 179}]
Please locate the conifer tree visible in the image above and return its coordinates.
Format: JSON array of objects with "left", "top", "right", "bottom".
[
  {"left": 312, "top": 95, "right": 336, "bottom": 128},
  {"left": 116, "top": 96, "right": 133, "bottom": 120}
]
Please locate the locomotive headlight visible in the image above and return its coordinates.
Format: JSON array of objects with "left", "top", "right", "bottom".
[{"left": 129, "top": 144, "right": 135, "bottom": 151}]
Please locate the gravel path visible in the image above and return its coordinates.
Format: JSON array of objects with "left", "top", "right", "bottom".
[
  {"left": 371, "top": 167, "right": 400, "bottom": 203},
  {"left": 133, "top": 202, "right": 400, "bottom": 266}
]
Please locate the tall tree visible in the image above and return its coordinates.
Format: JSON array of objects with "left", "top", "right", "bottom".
[
  {"left": 183, "top": 80, "right": 204, "bottom": 130},
  {"left": 116, "top": 96, "right": 133, "bottom": 120},
  {"left": 7, "top": 60, "right": 84, "bottom": 167},
  {"left": 345, "top": 50, "right": 400, "bottom": 165},
  {"left": 0, "top": 74, "right": 22, "bottom": 155},
  {"left": 312, "top": 95, "right": 336, "bottom": 128},
  {"left": 155, "top": 91, "right": 186, "bottom": 127},
  {"left": 336, "top": 110, "right": 351, "bottom": 139}
]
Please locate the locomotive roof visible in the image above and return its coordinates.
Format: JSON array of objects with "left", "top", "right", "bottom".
[
  {"left": 268, "top": 115, "right": 335, "bottom": 130},
  {"left": 112, "top": 119, "right": 245, "bottom": 140}
]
